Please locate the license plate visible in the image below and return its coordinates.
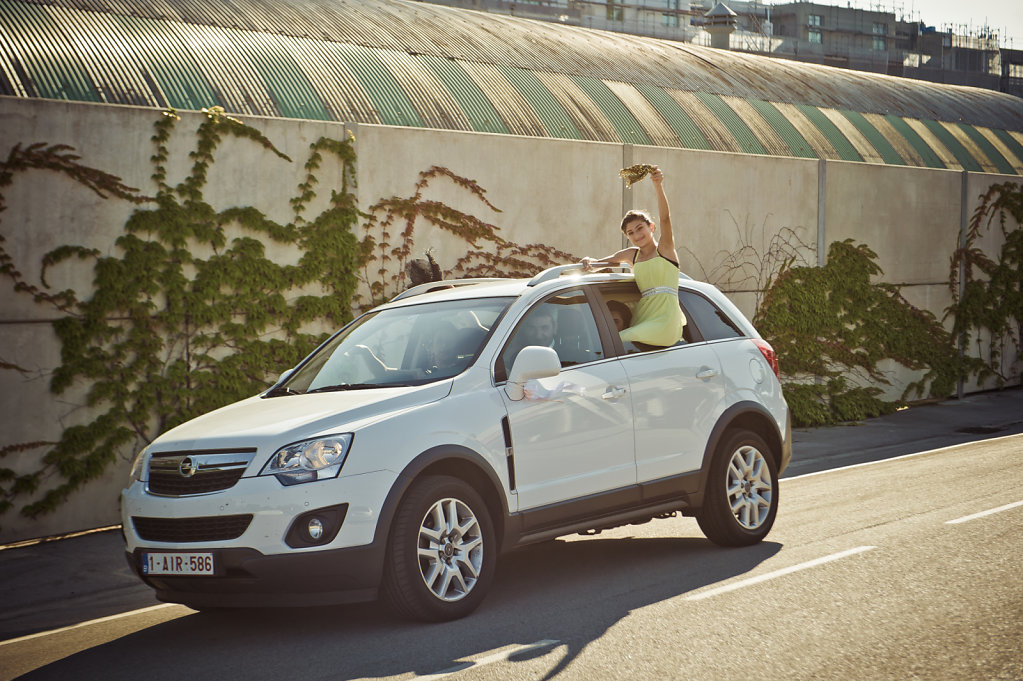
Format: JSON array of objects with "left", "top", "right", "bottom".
[{"left": 141, "top": 552, "right": 214, "bottom": 576}]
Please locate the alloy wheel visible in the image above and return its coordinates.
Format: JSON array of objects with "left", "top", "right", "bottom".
[
  {"left": 726, "top": 444, "right": 773, "bottom": 530},
  {"left": 417, "top": 497, "right": 484, "bottom": 602}
]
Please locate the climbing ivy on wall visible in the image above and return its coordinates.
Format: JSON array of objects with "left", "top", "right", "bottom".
[
  {"left": 754, "top": 239, "right": 980, "bottom": 427},
  {"left": 0, "top": 109, "right": 578, "bottom": 526},
  {"left": 948, "top": 181, "right": 1023, "bottom": 386},
  {"left": 0, "top": 107, "right": 364, "bottom": 524}
]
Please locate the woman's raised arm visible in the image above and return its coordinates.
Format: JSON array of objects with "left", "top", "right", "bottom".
[{"left": 651, "top": 168, "right": 678, "bottom": 262}]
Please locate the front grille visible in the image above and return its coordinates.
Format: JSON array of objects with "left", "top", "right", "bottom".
[
  {"left": 146, "top": 449, "right": 256, "bottom": 496},
  {"left": 148, "top": 468, "right": 245, "bottom": 495},
  {"left": 133, "top": 514, "right": 253, "bottom": 542}
]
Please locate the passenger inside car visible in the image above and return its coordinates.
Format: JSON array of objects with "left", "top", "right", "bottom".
[{"left": 607, "top": 299, "right": 632, "bottom": 332}]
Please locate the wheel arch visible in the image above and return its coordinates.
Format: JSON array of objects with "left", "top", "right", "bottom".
[
  {"left": 373, "top": 445, "right": 509, "bottom": 552},
  {"left": 694, "top": 402, "right": 784, "bottom": 506}
]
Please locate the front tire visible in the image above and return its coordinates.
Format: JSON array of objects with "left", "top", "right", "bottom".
[
  {"left": 383, "top": 475, "right": 496, "bottom": 621},
  {"left": 696, "top": 429, "right": 779, "bottom": 547}
]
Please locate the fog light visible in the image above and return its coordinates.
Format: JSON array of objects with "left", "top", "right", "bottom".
[
  {"left": 307, "top": 517, "right": 324, "bottom": 541},
  {"left": 284, "top": 503, "right": 348, "bottom": 548}
]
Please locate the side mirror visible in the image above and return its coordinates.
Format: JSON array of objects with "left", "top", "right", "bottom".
[
  {"left": 277, "top": 368, "right": 295, "bottom": 384},
  {"left": 505, "top": 346, "right": 561, "bottom": 400}
]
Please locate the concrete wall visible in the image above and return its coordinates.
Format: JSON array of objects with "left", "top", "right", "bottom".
[{"left": 0, "top": 96, "right": 1018, "bottom": 542}]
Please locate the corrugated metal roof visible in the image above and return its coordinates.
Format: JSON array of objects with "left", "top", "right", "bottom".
[
  {"left": 923, "top": 120, "right": 984, "bottom": 172},
  {"left": 495, "top": 64, "right": 581, "bottom": 140},
  {"left": 533, "top": 71, "right": 618, "bottom": 142},
  {"left": 697, "top": 93, "right": 767, "bottom": 155},
  {"left": 862, "top": 113, "right": 924, "bottom": 167},
  {"left": 771, "top": 102, "right": 842, "bottom": 161},
  {"left": 604, "top": 80, "right": 681, "bottom": 149},
  {"left": 956, "top": 123, "right": 1015, "bottom": 175},
  {"left": 794, "top": 104, "right": 863, "bottom": 162},
  {"left": 981, "top": 128, "right": 1023, "bottom": 174},
  {"left": 882, "top": 115, "right": 945, "bottom": 169},
  {"left": 570, "top": 76, "right": 651, "bottom": 146},
  {"left": 460, "top": 61, "right": 548, "bottom": 138},
  {"left": 747, "top": 99, "right": 818, "bottom": 159},
  {"left": 668, "top": 89, "right": 744, "bottom": 154},
  {"left": 416, "top": 53, "right": 508, "bottom": 134},
  {"left": 2, "top": 0, "right": 1022, "bottom": 175},
  {"left": 842, "top": 110, "right": 906, "bottom": 166},
  {"left": 818, "top": 108, "right": 886, "bottom": 164},
  {"left": 632, "top": 82, "right": 710, "bottom": 150},
  {"left": 903, "top": 118, "right": 966, "bottom": 170}
]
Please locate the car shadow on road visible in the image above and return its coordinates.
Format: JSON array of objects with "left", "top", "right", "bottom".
[{"left": 14, "top": 529, "right": 781, "bottom": 680}]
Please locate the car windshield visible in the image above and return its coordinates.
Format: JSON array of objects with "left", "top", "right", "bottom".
[{"left": 276, "top": 297, "right": 513, "bottom": 393}]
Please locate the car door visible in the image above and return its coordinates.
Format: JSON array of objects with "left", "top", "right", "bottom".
[
  {"left": 497, "top": 288, "right": 636, "bottom": 512},
  {"left": 595, "top": 283, "right": 726, "bottom": 482}
]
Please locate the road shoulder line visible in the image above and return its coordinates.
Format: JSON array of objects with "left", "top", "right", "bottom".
[
  {"left": 684, "top": 546, "right": 876, "bottom": 602},
  {"left": 946, "top": 499, "right": 1023, "bottom": 525},
  {"left": 0, "top": 603, "right": 177, "bottom": 647}
]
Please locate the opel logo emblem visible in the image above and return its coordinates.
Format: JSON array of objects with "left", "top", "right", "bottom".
[{"left": 179, "top": 457, "right": 197, "bottom": 478}]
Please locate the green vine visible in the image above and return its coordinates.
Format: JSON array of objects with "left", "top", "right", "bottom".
[
  {"left": 755, "top": 239, "right": 978, "bottom": 427},
  {"left": 0, "top": 110, "right": 580, "bottom": 527},
  {"left": 0, "top": 108, "right": 362, "bottom": 524},
  {"left": 947, "top": 181, "right": 1023, "bottom": 386}
]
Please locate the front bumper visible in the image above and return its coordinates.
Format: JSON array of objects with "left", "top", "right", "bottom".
[
  {"left": 121, "top": 469, "right": 398, "bottom": 607},
  {"left": 126, "top": 542, "right": 385, "bottom": 608},
  {"left": 121, "top": 470, "right": 395, "bottom": 554}
]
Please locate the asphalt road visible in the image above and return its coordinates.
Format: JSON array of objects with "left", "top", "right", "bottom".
[{"left": 1, "top": 388, "right": 1022, "bottom": 680}]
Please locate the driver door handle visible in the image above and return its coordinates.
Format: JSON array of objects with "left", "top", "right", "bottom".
[{"left": 602, "top": 385, "right": 627, "bottom": 400}]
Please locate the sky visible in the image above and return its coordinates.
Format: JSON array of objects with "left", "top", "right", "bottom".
[{"left": 812, "top": 0, "right": 1023, "bottom": 48}]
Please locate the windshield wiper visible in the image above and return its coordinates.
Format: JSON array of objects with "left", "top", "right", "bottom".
[
  {"left": 265, "top": 386, "right": 301, "bottom": 398},
  {"left": 306, "top": 383, "right": 393, "bottom": 393}
]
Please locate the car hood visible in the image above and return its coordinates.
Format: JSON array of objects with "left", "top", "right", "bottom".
[{"left": 151, "top": 382, "right": 453, "bottom": 451}]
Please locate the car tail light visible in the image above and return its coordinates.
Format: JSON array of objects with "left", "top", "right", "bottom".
[{"left": 752, "top": 339, "right": 780, "bottom": 379}]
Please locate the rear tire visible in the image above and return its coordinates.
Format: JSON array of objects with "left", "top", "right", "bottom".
[
  {"left": 696, "top": 429, "right": 778, "bottom": 547},
  {"left": 383, "top": 475, "right": 496, "bottom": 621}
]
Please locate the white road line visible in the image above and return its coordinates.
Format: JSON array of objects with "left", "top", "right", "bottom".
[
  {"left": 785, "top": 431, "right": 1023, "bottom": 482},
  {"left": 684, "top": 546, "right": 877, "bottom": 602},
  {"left": 946, "top": 499, "right": 1023, "bottom": 525},
  {"left": 0, "top": 603, "right": 179, "bottom": 647},
  {"left": 396, "top": 639, "right": 561, "bottom": 681}
]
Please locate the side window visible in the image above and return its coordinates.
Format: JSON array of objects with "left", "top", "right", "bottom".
[
  {"left": 498, "top": 290, "right": 604, "bottom": 380},
  {"left": 597, "top": 284, "right": 687, "bottom": 354},
  {"left": 678, "top": 290, "right": 744, "bottom": 341}
]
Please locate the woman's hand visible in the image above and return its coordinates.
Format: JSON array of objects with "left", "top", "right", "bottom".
[
  {"left": 650, "top": 167, "right": 663, "bottom": 185},
  {"left": 581, "top": 257, "right": 599, "bottom": 272}
]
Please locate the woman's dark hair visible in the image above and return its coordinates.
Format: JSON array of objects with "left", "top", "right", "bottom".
[
  {"left": 607, "top": 300, "right": 632, "bottom": 327},
  {"left": 620, "top": 210, "right": 653, "bottom": 232},
  {"left": 407, "top": 252, "right": 444, "bottom": 286}
]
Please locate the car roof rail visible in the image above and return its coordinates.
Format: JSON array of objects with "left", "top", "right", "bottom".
[
  {"left": 389, "top": 278, "right": 507, "bottom": 302},
  {"left": 527, "top": 260, "right": 695, "bottom": 284},
  {"left": 527, "top": 263, "right": 634, "bottom": 287}
]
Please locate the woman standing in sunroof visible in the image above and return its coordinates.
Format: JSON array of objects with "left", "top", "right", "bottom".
[{"left": 580, "top": 165, "right": 685, "bottom": 347}]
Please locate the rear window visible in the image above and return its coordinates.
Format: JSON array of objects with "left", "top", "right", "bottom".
[{"left": 679, "top": 290, "right": 744, "bottom": 341}]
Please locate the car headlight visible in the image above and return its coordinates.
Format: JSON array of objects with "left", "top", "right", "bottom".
[
  {"left": 128, "top": 445, "right": 150, "bottom": 484},
  {"left": 260, "top": 434, "right": 353, "bottom": 486}
]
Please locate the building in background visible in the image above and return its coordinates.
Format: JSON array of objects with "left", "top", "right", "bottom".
[{"left": 423, "top": 0, "right": 1023, "bottom": 98}]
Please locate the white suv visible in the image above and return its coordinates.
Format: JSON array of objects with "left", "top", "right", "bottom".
[{"left": 121, "top": 265, "right": 791, "bottom": 621}]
